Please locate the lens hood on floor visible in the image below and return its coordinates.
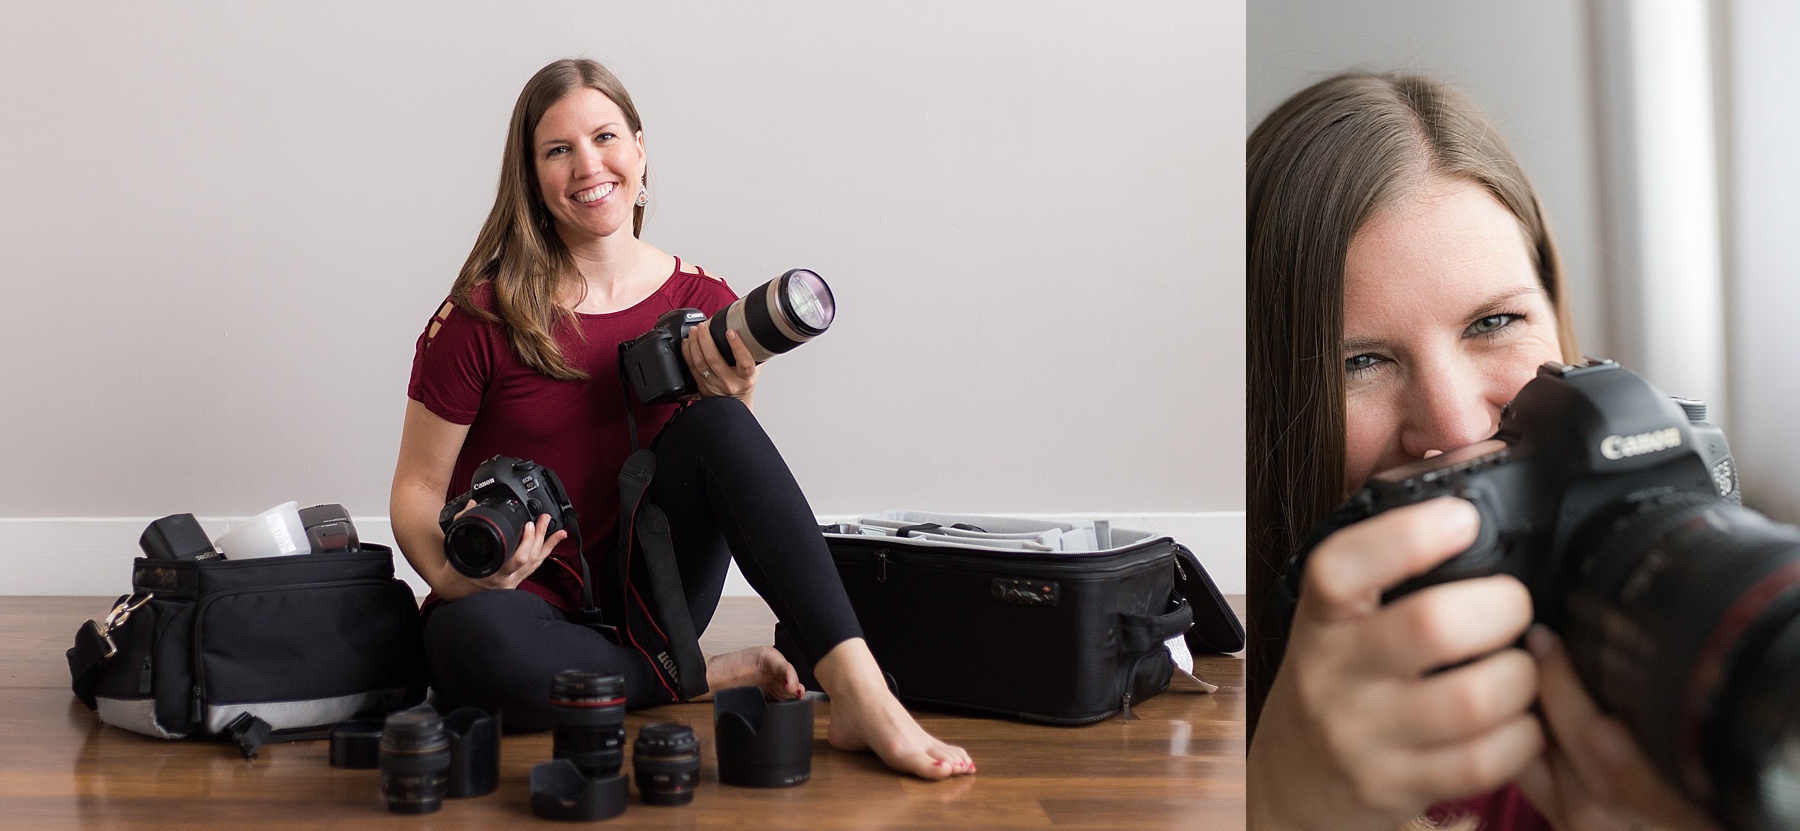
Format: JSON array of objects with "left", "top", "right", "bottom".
[
  {"left": 529, "top": 759, "right": 628, "bottom": 821},
  {"left": 442, "top": 707, "right": 500, "bottom": 798},
  {"left": 713, "top": 686, "right": 814, "bottom": 788}
]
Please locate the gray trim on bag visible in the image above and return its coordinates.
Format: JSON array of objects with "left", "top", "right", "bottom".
[
  {"left": 837, "top": 511, "right": 1158, "bottom": 552},
  {"left": 95, "top": 697, "right": 188, "bottom": 739},
  {"left": 203, "top": 689, "right": 405, "bottom": 734}
]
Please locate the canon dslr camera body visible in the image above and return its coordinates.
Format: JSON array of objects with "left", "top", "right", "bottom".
[
  {"left": 618, "top": 268, "right": 835, "bottom": 406},
  {"left": 1277, "top": 360, "right": 1800, "bottom": 831},
  {"left": 438, "top": 456, "right": 577, "bottom": 578},
  {"left": 619, "top": 308, "right": 710, "bottom": 406}
]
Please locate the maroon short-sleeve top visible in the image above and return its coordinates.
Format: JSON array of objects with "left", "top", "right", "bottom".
[{"left": 407, "top": 257, "right": 737, "bottom": 612}]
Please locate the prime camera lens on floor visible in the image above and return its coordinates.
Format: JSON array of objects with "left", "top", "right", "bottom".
[
  {"left": 619, "top": 268, "right": 836, "bottom": 406},
  {"left": 379, "top": 707, "right": 451, "bottom": 815},
  {"left": 551, "top": 670, "right": 627, "bottom": 778},
  {"left": 632, "top": 723, "right": 701, "bottom": 805},
  {"left": 437, "top": 456, "right": 577, "bottom": 578}
]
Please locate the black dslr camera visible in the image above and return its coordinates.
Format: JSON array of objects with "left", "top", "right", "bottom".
[
  {"left": 1275, "top": 360, "right": 1800, "bottom": 831},
  {"left": 438, "top": 456, "right": 578, "bottom": 578},
  {"left": 618, "top": 268, "right": 836, "bottom": 406},
  {"left": 619, "top": 308, "right": 710, "bottom": 406}
]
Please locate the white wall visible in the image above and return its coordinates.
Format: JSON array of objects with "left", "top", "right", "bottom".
[
  {"left": 0, "top": 2, "right": 1246, "bottom": 593},
  {"left": 1249, "top": 0, "right": 1610, "bottom": 360},
  {"left": 1725, "top": 0, "right": 1800, "bottom": 523}
]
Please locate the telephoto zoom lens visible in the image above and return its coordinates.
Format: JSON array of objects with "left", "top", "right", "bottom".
[
  {"left": 707, "top": 268, "right": 835, "bottom": 366},
  {"left": 551, "top": 670, "right": 628, "bottom": 778},
  {"left": 379, "top": 707, "right": 451, "bottom": 814},
  {"left": 632, "top": 723, "right": 701, "bottom": 805}
]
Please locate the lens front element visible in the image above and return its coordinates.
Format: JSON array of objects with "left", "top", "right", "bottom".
[{"left": 781, "top": 269, "right": 834, "bottom": 333}]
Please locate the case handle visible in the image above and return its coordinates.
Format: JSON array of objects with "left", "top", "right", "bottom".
[{"left": 1118, "top": 594, "right": 1193, "bottom": 654}]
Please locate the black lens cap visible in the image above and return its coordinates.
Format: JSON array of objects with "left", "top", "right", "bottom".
[{"left": 329, "top": 718, "right": 385, "bottom": 769}]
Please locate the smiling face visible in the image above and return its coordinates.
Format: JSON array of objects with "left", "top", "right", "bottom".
[
  {"left": 1340, "top": 175, "right": 1564, "bottom": 493},
  {"left": 532, "top": 87, "right": 645, "bottom": 246}
]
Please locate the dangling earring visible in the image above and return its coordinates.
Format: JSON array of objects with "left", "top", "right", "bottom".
[{"left": 636, "top": 180, "right": 649, "bottom": 207}]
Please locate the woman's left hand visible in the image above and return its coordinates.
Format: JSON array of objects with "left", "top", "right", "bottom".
[
  {"left": 682, "top": 325, "right": 758, "bottom": 410},
  {"left": 1516, "top": 626, "right": 1718, "bottom": 831}
]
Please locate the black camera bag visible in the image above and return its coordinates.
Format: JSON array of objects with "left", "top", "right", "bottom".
[
  {"left": 777, "top": 512, "right": 1243, "bottom": 724},
  {"left": 66, "top": 543, "right": 426, "bottom": 757}
]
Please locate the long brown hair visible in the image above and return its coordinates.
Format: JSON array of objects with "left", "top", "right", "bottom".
[
  {"left": 450, "top": 58, "right": 650, "bottom": 381},
  {"left": 1246, "top": 71, "right": 1581, "bottom": 740}
]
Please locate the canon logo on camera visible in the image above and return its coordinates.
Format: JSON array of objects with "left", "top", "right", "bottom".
[{"left": 1600, "top": 427, "right": 1683, "bottom": 460}]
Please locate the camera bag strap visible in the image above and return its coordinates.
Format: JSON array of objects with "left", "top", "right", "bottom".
[{"left": 66, "top": 592, "right": 151, "bottom": 710}]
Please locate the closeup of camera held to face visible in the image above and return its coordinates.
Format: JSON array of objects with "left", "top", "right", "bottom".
[{"left": 1244, "top": 72, "right": 1770, "bottom": 831}]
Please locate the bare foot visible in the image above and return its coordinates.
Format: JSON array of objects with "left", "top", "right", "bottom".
[
  {"left": 815, "top": 639, "right": 974, "bottom": 780},
  {"left": 693, "top": 646, "right": 803, "bottom": 702}
]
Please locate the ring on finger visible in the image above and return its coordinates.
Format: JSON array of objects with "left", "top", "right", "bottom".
[{"left": 701, "top": 370, "right": 713, "bottom": 378}]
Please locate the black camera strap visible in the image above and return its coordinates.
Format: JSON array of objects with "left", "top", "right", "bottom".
[
  {"left": 610, "top": 356, "right": 710, "bottom": 702},
  {"left": 614, "top": 450, "right": 709, "bottom": 702}
]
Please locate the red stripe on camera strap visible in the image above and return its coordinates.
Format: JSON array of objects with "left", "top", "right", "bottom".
[
  {"left": 615, "top": 496, "right": 680, "bottom": 704},
  {"left": 614, "top": 448, "right": 709, "bottom": 703}
]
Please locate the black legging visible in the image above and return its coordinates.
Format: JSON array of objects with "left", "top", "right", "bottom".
[{"left": 422, "top": 396, "right": 862, "bottom": 730}]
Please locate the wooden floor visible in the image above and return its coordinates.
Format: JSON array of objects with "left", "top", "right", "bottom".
[{"left": 0, "top": 596, "right": 1244, "bottom": 830}]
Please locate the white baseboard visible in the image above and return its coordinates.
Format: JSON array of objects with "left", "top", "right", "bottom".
[{"left": 0, "top": 512, "right": 1245, "bottom": 598}]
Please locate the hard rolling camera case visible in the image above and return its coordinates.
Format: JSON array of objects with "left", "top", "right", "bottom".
[
  {"left": 778, "top": 512, "right": 1243, "bottom": 724},
  {"left": 67, "top": 543, "right": 427, "bottom": 756}
]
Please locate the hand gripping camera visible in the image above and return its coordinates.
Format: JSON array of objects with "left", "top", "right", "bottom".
[
  {"left": 618, "top": 268, "right": 835, "bottom": 406},
  {"left": 1275, "top": 360, "right": 1800, "bottom": 831},
  {"left": 438, "top": 456, "right": 578, "bottom": 578}
]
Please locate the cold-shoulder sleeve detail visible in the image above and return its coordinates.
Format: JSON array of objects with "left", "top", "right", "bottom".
[{"left": 406, "top": 296, "right": 495, "bottom": 425}]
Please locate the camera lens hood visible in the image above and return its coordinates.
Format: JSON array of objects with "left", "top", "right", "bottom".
[
  {"left": 529, "top": 759, "right": 628, "bottom": 822},
  {"left": 442, "top": 707, "right": 500, "bottom": 798},
  {"left": 713, "top": 686, "right": 814, "bottom": 788}
]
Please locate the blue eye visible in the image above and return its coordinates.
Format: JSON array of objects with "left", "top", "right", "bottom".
[
  {"left": 1467, "top": 314, "right": 1521, "bottom": 336},
  {"left": 545, "top": 146, "right": 567, "bottom": 158},
  {"left": 1345, "top": 354, "right": 1383, "bottom": 376}
]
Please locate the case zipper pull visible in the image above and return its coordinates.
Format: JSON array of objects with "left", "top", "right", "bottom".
[
  {"left": 877, "top": 552, "right": 888, "bottom": 583},
  {"left": 138, "top": 656, "right": 154, "bottom": 695},
  {"left": 1119, "top": 690, "right": 1136, "bottom": 722}
]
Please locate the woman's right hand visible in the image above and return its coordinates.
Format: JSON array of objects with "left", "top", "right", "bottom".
[
  {"left": 1248, "top": 497, "right": 1544, "bottom": 831},
  {"left": 442, "top": 500, "right": 568, "bottom": 593}
]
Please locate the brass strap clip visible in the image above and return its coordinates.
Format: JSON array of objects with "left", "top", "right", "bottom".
[{"left": 93, "top": 593, "right": 154, "bottom": 660}]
